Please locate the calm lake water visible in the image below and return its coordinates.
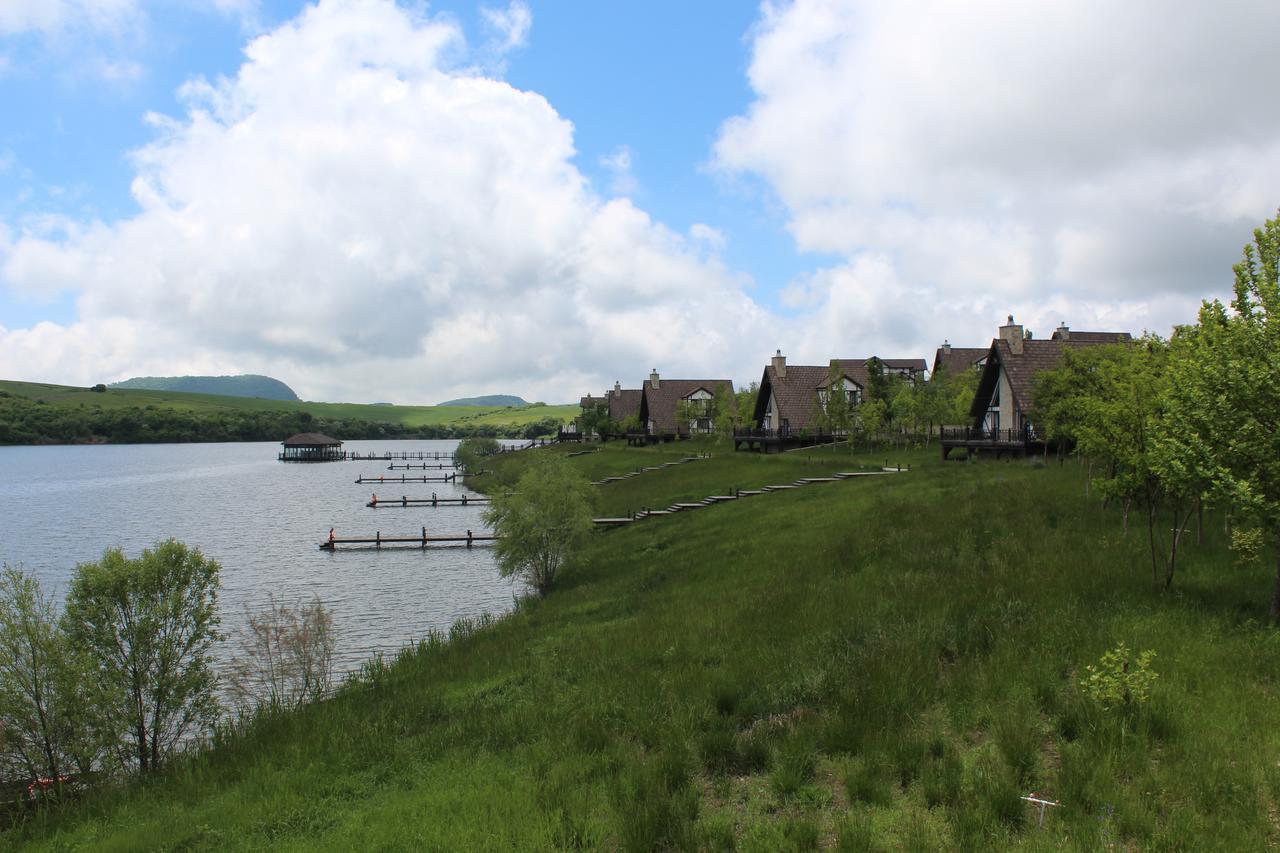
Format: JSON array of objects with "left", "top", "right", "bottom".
[{"left": 0, "top": 440, "right": 524, "bottom": 677}]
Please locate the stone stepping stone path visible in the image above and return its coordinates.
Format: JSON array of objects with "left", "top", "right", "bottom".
[
  {"left": 593, "top": 465, "right": 909, "bottom": 527},
  {"left": 590, "top": 454, "right": 712, "bottom": 486}
]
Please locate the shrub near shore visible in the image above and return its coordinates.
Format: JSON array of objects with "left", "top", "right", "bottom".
[{"left": 7, "top": 441, "right": 1280, "bottom": 848}]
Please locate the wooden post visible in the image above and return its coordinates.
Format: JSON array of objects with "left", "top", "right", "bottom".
[
  {"left": 401, "top": 496, "right": 407, "bottom": 506},
  {"left": 376, "top": 531, "right": 381, "bottom": 548},
  {"left": 466, "top": 529, "right": 473, "bottom": 548},
  {"left": 422, "top": 527, "right": 427, "bottom": 549}
]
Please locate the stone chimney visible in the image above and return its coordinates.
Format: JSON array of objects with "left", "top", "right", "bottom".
[
  {"left": 999, "top": 315, "right": 1024, "bottom": 355},
  {"left": 649, "top": 369, "right": 660, "bottom": 390},
  {"left": 1055, "top": 323, "right": 1070, "bottom": 341},
  {"left": 771, "top": 349, "right": 787, "bottom": 379},
  {"left": 940, "top": 340, "right": 952, "bottom": 355},
  {"left": 612, "top": 380, "right": 622, "bottom": 398}
]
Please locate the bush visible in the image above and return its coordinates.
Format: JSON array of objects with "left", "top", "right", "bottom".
[
  {"left": 1080, "top": 642, "right": 1157, "bottom": 711},
  {"left": 454, "top": 436, "right": 502, "bottom": 472},
  {"left": 229, "top": 594, "right": 336, "bottom": 711}
]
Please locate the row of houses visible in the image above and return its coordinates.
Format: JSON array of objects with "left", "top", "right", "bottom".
[
  {"left": 578, "top": 373, "right": 735, "bottom": 445},
  {"left": 576, "top": 316, "right": 1130, "bottom": 455}
]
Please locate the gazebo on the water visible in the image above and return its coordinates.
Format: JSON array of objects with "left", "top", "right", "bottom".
[{"left": 279, "top": 432, "right": 344, "bottom": 462}]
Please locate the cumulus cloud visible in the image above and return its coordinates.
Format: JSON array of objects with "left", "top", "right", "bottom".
[
  {"left": 0, "top": 0, "right": 771, "bottom": 402},
  {"left": 716, "top": 0, "right": 1280, "bottom": 350}
]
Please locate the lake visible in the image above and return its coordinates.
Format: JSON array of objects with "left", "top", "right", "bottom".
[{"left": 0, "top": 440, "right": 524, "bottom": 678}]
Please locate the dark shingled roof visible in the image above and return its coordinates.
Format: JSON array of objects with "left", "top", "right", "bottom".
[
  {"left": 282, "top": 432, "right": 342, "bottom": 447},
  {"left": 607, "top": 389, "right": 642, "bottom": 423},
  {"left": 970, "top": 334, "right": 1133, "bottom": 419},
  {"left": 753, "top": 363, "right": 867, "bottom": 430},
  {"left": 1050, "top": 330, "right": 1132, "bottom": 343},
  {"left": 931, "top": 346, "right": 988, "bottom": 378},
  {"left": 579, "top": 394, "right": 604, "bottom": 410},
  {"left": 640, "top": 378, "right": 734, "bottom": 432},
  {"left": 832, "top": 357, "right": 927, "bottom": 374}
]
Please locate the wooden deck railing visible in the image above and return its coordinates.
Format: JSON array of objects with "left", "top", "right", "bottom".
[{"left": 938, "top": 426, "right": 1034, "bottom": 443}]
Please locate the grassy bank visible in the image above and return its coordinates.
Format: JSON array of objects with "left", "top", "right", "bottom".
[
  {"left": 7, "top": 441, "right": 1279, "bottom": 849},
  {"left": 0, "top": 380, "right": 577, "bottom": 444}
]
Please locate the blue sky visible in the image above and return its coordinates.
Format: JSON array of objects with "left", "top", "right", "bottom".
[{"left": 1, "top": 0, "right": 1277, "bottom": 403}]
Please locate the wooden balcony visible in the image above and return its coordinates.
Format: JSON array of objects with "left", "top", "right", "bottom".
[
  {"left": 939, "top": 426, "right": 1041, "bottom": 460},
  {"left": 733, "top": 427, "right": 840, "bottom": 453}
]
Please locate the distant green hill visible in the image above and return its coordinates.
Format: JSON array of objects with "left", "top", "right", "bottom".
[
  {"left": 110, "top": 374, "right": 300, "bottom": 401},
  {"left": 437, "top": 394, "right": 528, "bottom": 407}
]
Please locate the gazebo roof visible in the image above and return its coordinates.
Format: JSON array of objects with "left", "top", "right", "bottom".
[{"left": 282, "top": 432, "right": 343, "bottom": 447}]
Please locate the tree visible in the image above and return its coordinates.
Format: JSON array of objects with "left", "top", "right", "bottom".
[
  {"left": 857, "top": 398, "right": 888, "bottom": 449},
  {"left": 1160, "top": 209, "right": 1280, "bottom": 616},
  {"left": 63, "top": 540, "right": 222, "bottom": 773},
  {"left": 454, "top": 435, "right": 502, "bottom": 472},
  {"left": 712, "top": 385, "right": 741, "bottom": 441},
  {"left": 229, "top": 594, "right": 335, "bottom": 711},
  {"left": 483, "top": 454, "right": 595, "bottom": 595},
  {"left": 0, "top": 566, "right": 96, "bottom": 784},
  {"left": 813, "top": 363, "right": 854, "bottom": 450}
]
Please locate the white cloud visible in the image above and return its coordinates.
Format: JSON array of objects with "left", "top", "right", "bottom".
[
  {"left": 600, "top": 145, "right": 638, "bottom": 197},
  {"left": 716, "top": 0, "right": 1280, "bottom": 351},
  {"left": 0, "top": 0, "right": 771, "bottom": 403},
  {"left": 480, "top": 1, "right": 531, "bottom": 60},
  {"left": 0, "top": 0, "right": 141, "bottom": 38}
]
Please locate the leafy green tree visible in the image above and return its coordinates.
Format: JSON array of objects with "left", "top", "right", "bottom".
[
  {"left": 578, "top": 402, "right": 612, "bottom": 438},
  {"left": 857, "top": 398, "right": 888, "bottom": 449},
  {"left": 454, "top": 436, "right": 502, "bottom": 472},
  {"left": 813, "top": 364, "right": 854, "bottom": 450},
  {"left": 1159, "top": 209, "right": 1280, "bottom": 615},
  {"left": 712, "top": 385, "right": 741, "bottom": 441},
  {"left": 484, "top": 454, "right": 595, "bottom": 595},
  {"left": 64, "top": 541, "right": 222, "bottom": 773},
  {"left": 736, "top": 382, "right": 759, "bottom": 429},
  {"left": 0, "top": 566, "right": 98, "bottom": 783},
  {"left": 865, "top": 357, "right": 890, "bottom": 406}
]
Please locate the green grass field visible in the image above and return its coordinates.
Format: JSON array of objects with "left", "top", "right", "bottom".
[
  {"left": 0, "top": 379, "right": 578, "bottom": 428},
  {"left": 8, "top": 439, "right": 1280, "bottom": 849}
]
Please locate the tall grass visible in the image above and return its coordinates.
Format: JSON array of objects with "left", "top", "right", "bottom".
[{"left": 7, "top": 444, "right": 1280, "bottom": 848}]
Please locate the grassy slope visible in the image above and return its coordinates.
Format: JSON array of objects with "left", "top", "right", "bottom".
[
  {"left": 11, "top": 441, "right": 1280, "bottom": 849},
  {"left": 0, "top": 380, "right": 577, "bottom": 428}
]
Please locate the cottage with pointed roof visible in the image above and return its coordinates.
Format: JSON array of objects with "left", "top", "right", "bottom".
[
  {"left": 606, "top": 381, "right": 642, "bottom": 425},
  {"left": 941, "top": 316, "right": 1131, "bottom": 458},
  {"left": 750, "top": 351, "right": 864, "bottom": 439},
  {"left": 633, "top": 370, "right": 733, "bottom": 443}
]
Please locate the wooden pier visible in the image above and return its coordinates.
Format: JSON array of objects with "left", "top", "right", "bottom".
[
  {"left": 387, "top": 463, "right": 458, "bottom": 470},
  {"left": 348, "top": 451, "right": 455, "bottom": 461},
  {"left": 321, "top": 528, "right": 497, "bottom": 550},
  {"left": 367, "top": 495, "right": 490, "bottom": 508},
  {"left": 355, "top": 473, "right": 456, "bottom": 484}
]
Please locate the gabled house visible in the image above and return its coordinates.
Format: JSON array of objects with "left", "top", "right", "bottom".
[
  {"left": 634, "top": 370, "right": 733, "bottom": 442},
  {"left": 941, "top": 317, "right": 1131, "bottom": 458},
  {"left": 750, "top": 351, "right": 866, "bottom": 437},
  {"left": 605, "top": 381, "right": 642, "bottom": 425},
  {"left": 831, "top": 357, "right": 928, "bottom": 383}
]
